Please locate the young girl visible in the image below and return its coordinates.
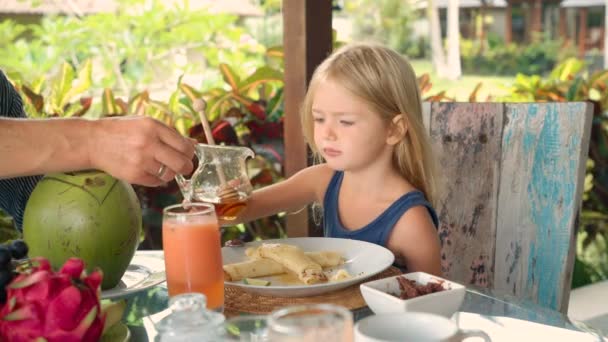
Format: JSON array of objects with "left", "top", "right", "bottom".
[{"left": 235, "top": 42, "right": 441, "bottom": 275}]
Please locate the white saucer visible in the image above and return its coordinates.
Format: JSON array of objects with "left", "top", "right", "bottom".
[{"left": 101, "top": 253, "right": 166, "bottom": 299}]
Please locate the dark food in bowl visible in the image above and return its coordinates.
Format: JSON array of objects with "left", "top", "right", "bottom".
[{"left": 393, "top": 276, "right": 446, "bottom": 299}]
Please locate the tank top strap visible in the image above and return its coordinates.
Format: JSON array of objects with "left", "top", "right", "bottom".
[
  {"left": 322, "top": 171, "right": 344, "bottom": 237},
  {"left": 377, "top": 191, "right": 439, "bottom": 246}
]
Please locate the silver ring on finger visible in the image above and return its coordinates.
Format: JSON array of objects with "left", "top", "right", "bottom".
[{"left": 156, "top": 164, "right": 167, "bottom": 178}]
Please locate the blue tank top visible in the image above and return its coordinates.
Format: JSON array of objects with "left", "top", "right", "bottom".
[{"left": 323, "top": 171, "right": 439, "bottom": 247}]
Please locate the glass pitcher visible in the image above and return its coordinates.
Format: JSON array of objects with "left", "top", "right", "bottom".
[{"left": 175, "top": 144, "right": 255, "bottom": 221}]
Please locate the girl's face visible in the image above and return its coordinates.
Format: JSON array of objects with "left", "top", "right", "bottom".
[{"left": 311, "top": 79, "right": 393, "bottom": 171}]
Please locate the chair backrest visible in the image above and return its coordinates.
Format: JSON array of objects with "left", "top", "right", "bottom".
[{"left": 423, "top": 102, "right": 593, "bottom": 314}]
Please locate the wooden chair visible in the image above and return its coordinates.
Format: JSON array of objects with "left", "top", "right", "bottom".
[{"left": 423, "top": 102, "right": 593, "bottom": 314}]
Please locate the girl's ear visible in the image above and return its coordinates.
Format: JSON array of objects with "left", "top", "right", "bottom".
[{"left": 386, "top": 114, "right": 408, "bottom": 145}]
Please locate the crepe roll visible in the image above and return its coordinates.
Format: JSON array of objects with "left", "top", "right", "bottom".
[
  {"left": 223, "top": 258, "right": 285, "bottom": 281},
  {"left": 309, "top": 251, "right": 344, "bottom": 267},
  {"left": 246, "top": 247, "right": 344, "bottom": 267},
  {"left": 258, "top": 243, "right": 327, "bottom": 284}
]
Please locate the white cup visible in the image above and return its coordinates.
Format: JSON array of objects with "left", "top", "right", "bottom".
[
  {"left": 267, "top": 304, "right": 353, "bottom": 342},
  {"left": 354, "top": 313, "right": 490, "bottom": 342}
]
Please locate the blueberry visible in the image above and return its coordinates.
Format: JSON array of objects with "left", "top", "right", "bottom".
[
  {"left": 0, "top": 246, "right": 11, "bottom": 268},
  {"left": 0, "top": 269, "right": 13, "bottom": 288},
  {"left": 9, "top": 240, "right": 28, "bottom": 260}
]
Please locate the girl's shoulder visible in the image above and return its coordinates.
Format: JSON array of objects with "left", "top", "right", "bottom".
[{"left": 289, "top": 164, "right": 335, "bottom": 202}]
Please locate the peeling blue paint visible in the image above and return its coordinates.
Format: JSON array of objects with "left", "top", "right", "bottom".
[{"left": 524, "top": 103, "right": 577, "bottom": 310}]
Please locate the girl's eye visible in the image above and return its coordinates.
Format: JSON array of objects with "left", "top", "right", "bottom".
[
  {"left": 340, "top": 120, "right": 354, "bottom": 126},
  {"left": 313, "top": 117, "right": 324, "bottom": 123}
]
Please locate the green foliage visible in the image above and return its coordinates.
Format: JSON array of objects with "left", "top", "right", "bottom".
[
  {"left": 344, "top": 0, "right": 416, "bottom": 55},
  {"left": 460, "top": 38, "right": 576, "bottom": 76},
  {"left": 403, "top": 36, "right": 430, "bottom": 60},
  {"left": 0, "top": 0, "right": 267, "bottom": 97},
  {"left": 501, "top": 58, "right": 608, "bottom": 288}
]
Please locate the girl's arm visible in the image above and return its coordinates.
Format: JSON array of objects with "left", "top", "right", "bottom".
[
  {"left": 386, "top": 206, "right": 442, "bottom": 276},
  {"left": 228, "top": 164, "right": 334, "bottom": 225}
]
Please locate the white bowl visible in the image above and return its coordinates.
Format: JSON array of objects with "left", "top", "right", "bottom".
[{"left": 359, "top": 272, "right": 465, "bottom": 317}]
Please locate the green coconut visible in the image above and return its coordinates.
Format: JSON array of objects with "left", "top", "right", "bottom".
[{"left": 23, "top": 171, "right": 142, "bottom": 290}]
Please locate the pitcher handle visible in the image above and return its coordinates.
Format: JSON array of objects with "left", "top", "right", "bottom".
[
  {"left": 456, "top": 329, "right": 491, "bottom": 341},
  {"left": 174, "top": 174, "right": 191, "bottom": 202},
  {"left": 174, "top": 145, "right": 203, "bottom": 202}
]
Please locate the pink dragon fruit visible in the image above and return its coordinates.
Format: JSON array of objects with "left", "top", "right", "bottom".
[{"left": 0, "top": 257, "right": 105, "bottom": 342}]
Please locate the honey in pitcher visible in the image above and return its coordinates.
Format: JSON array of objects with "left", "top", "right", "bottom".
[
  {"left": 213, "top": 198, "right": 247, "bottom": 221},
  {"left": 191, "top": 188, "right": 249, "bottom": 221}
]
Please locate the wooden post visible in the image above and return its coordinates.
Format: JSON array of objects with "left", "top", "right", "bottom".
[
  {"left": 578, "top": 8, "right": 588, "bottom": 58},
  {"left": 605, "top": 0, "right": 608, "bottom": 68},
  {"left": 531, "top": 0, "right": 543, "bottom": 40},
  {"left": 559, "top": 7, "right": 568, "bottom": 43},
  {"left": 505, "top": 1, "right": 513, "bottom": 44},
  {"left": 282, "top": 0, "right": 333, "bottom": 237}
]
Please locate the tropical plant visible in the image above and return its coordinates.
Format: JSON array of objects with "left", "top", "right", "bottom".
[{"left": 0, "top": 0, "right": 267, "bottom": 98}]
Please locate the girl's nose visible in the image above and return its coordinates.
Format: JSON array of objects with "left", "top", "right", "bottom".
[{"left": 321, "top": 123, "right": 337, "bottom": 141}]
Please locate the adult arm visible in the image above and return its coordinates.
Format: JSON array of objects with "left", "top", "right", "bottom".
[{"left": 0, "top": 116, "right": 195, "bottom": 187}]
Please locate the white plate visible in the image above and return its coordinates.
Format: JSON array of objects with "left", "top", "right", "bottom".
[
  {"left": 101, "top": 253, "right": 166, "bottom": 299},
  {"left": 222, "top": 237, "right": 394, "bottom": 297}
]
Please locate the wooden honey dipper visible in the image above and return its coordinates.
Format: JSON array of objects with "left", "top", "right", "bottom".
[{"left": 193, "top": 99, "right": 241, "bottom": 203}]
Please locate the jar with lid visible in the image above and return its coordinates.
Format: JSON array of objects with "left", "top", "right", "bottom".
[{"left": 155, "top": 293, "right": 225, "bottom": 342}]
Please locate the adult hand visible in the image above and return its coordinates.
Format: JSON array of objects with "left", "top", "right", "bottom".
[{"left": 89, "top": 116, "right": 195, "bottom": 187}]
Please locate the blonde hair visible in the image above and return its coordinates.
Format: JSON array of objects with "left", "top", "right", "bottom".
[{"left": 301, "top": 42, "right": 437, "bottom": 205}]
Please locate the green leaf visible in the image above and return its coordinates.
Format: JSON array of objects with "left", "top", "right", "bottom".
[
  {"left": 566, "top": 77, "right": 584, "bottom": 101},
  {"left": 219, "top": 63, "right": 241, "bottom": 92},
  {"left": 266, "top": 46, "right": 284, "bottom": 60},
  {"left": 550, "top": 57, "right": 584, "bottom": 82},
  {"left": 101, "top": 88, "right": 121, "bottom": 115},
  {"left": 20, "top": 85, "right": 44, "bottom": 113},
  {"left": 207, "top": 92, "right": 233, "bottom": 120},
  {"left": 238, "top": 66, "right": 283, "bottom": 94},
  {"left": 179, "top": 83, "right": 203, "bottom": 102},
  {"left": 204, "top": 88, "right": 226, "bottom": 98},
  {"left": 168, "top": 88, "right": 181, "bottom": 116},
  {"left": 74, "top": 306, "right": 98, "bottom": 337},
  {"left": 101, "top": 299, "right": 127, "bottom": 334},
  {"left": 128, "top": 91, "right": 150, "bottom": 116},
  {"left": 581, "top": 211, "right": 608, "bottom": 221},
  {"left": 50, "top": 62, "right": 75, "bottom": 115},
  {"left": 266, "top": 87, "right": 284, "bottom": 120},
  {"left": 62, "top": 59, "right": 93, "bottom": 108},
  {"left": 572, "top": 257, "right": 594, "bottom": 289},
  {"left": 589, "top": 88, "right": 602, "bottom": 102},
  {"left": 590, "top": 70, "right": 608, "bottom": 89}
]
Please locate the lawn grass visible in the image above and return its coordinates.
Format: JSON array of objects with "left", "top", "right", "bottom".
[{"left": 410, "top": 59, "right": 516, "bottom": 102}]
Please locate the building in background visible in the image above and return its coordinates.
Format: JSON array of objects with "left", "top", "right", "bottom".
[{"left": 414, "top": 0, "right": 605, "bottom": 58}]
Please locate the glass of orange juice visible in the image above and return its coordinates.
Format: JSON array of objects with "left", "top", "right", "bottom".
[{"left": 162, "top": 203, "right": 224, "bottom": 311}]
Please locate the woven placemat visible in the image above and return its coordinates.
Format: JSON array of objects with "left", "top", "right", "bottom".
[{"left": 224, "top": 266, "right": 402, "bottom": 317}]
